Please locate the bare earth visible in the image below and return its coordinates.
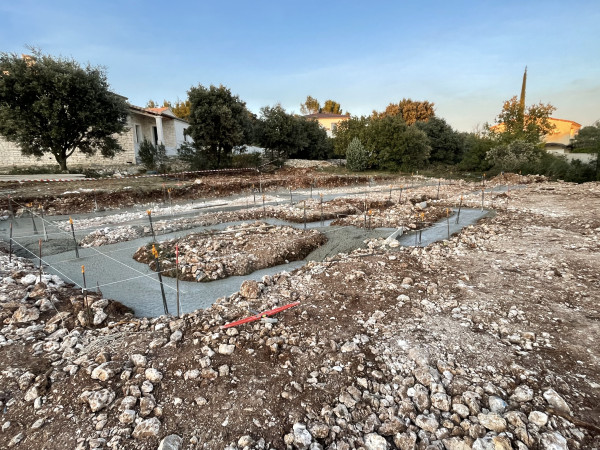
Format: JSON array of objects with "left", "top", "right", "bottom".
[{"left": 0, "top": 172, "right": 598, "bottom": 450}]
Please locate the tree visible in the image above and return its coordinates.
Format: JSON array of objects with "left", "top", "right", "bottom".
[
  {"left": 257, "top": 104, "right": 306, "bottom": 160},
  {"left": 185, "top": 84, "right": 253, "bottom": 168},
  {"left": 332, "top": 116, "right": 370, "bottom": 156},
  {"left": 171, "top": 99, "right": 191, "bottom": 120},
  {"left": 415, "top": 116, "right": 465, "bottom": 164},
  {"left": 573, "top": 121, "right": 600, "bottom": 179},
  {"left": 374, "top": 98, "right": 435, "bottom": 125},
  {"left": 488, "top": 96, "right": 556, "bottom": 144},
  {"left": 459, "top": 133, "right": 494, "bottom": 172},
  {"left": 321, "top": 99, "right": 342, "bottom": 115},
  {"left": 345, "top": 137, "right": 369, "bottom": 171},
  {"left": 0, "top": 50, "right": 129, "bottom": 171},
  {"left": 300, "top": 95, "right": 320, "bottom": 115},
  {"left": 292, "top": 118, "right": 332, "bottom": 160}
]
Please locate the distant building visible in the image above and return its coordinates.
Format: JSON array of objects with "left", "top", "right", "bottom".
[
  {"left": 543, "top": 118, "right": 581, "bottom": 151},
  {"left": 304, "top": 113, "right": 349, "bottom": 137},
  {"left": 0, "top": 103, "right": 191, "bottom": 169}
]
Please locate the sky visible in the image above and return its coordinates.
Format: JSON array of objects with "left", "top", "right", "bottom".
[{"left": 1, "top": 0, "right": 599, "bottom": 132}]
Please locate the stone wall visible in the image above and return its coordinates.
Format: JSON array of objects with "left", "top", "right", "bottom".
[{"left": 0, "top": 118, "right": 136, "bottom": 169}]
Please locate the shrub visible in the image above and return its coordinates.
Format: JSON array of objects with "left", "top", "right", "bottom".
[
  {"left": 346, "top": 137, "right": 369, "bottom": 171},
  {"left": 485, "top": 140, "right": 543, "bottom": 172},
  {"left": 138, "top": 139, "right": 167, "bottom": 172}
]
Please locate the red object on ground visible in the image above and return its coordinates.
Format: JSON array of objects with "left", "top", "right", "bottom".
[{"left": 221, "top": 301, "right": 301, "bottom": 329}]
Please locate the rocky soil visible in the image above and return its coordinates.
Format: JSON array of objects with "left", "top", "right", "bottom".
[
  {"left": 0, "top": 176, "right": 598, "bottom": 450},
  {"left": 132, "top": 222, "right": 327, "bottom": 282}
]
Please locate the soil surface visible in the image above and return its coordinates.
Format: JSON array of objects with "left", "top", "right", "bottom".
[
  {"left": 132, "top": 222, "right": 327, "bottom": 282},
  {"left": 0, "top": 169, "right": 598, "bottom": 450}
]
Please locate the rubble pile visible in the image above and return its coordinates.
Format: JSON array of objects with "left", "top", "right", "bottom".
[{"left": 132, "top": 222, "right": 327, "bottom": 282}]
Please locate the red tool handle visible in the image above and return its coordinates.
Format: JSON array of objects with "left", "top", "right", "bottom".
[{"left": 221, "top": 301, "right": 300, "bottom": 329}]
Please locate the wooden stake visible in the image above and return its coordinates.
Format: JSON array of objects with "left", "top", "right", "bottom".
[{"left": 69, "top": 217, "right": 79, "bottom": 258}]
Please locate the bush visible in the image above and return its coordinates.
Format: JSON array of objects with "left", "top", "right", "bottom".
[
  {"left": 177, "top": 143, "right": 214, "bottom": 170},
  {"left": 138, "top": 139, "right": 167, "bottom": 172},
  {"left": 345, "top": 137, "right": 369, "bottom": 171},
  {"left": 231, "top": 152, "right": 262, "bottom": 168},
  {"left": 485, "top": 140, "right": 543, "bottom": 172}
]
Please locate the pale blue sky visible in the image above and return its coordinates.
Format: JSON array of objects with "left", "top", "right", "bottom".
[{"left": 1, "top": 0, "right": 599, "bottom": 131}]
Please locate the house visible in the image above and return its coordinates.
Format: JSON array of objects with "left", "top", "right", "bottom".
[
  {"left": 542, "top": 118, "right": 581, "bottom": 151},
  {"left": 304, "top": 113, "right": 349, "bottom": 137},
  {"left": 0, "top": 103, "right": 191, "bottom": 169}
]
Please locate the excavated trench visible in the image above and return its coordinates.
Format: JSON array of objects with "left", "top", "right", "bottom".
[{"left": 3, "top": 207, "right": 490, "bottom": 317}]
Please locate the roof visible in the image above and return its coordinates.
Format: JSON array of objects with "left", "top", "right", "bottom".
[
  {"left": 146, "top": 107, "right": 170, "bottom": 114},
  {"left": 128, "top": 104, "right": 188, "bottom": 123},
  {"left": 304, "top": 113, "right": 349, "bottom": 119},
  {"left": 548, "top": 117, "right": 581, "bottom": 128}
]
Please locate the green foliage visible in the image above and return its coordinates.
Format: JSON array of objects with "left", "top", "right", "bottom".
[
  {"left": 257, "top": 104, "right": 331, "bottom": 161},
  {"left": 345, "top": 137, "right": 369, "bottom": 171},
  {"left": 231, "top": 152, "right": 262, "bottom": 168},
  {"left": 185, "top": 84, "right": 253, "bottom": 168},
  {"left": 374, "top": 98, "right": 435, "bottom": 125},
  {"left": 486, "top": 140, "right": 543, "bottom": 172},
  {"left": 0, "top": 50, "right": 129, "bottom": 171},
  {"left": 177, "top": 142, "right": 212, "bottom": 170},
  {"left": 415, "top": 117, "right": 465, "bottom": 164},
  {"left": 299, "top": 95, "right": 320, "bottom": 115},
  {"left": 573, "top": 121, "right": 600, "bottom": 152},
  {"left": 137, "top": 139, "right": 167, "bottom": 172},
  {"left": 458, "top": 133, "right": 495, "bottom": 171},
  {"left": 333, "top": 116, "right": 370, "bottom": 156},
  {"left": 321, "top": 99, "right": 342, "bottom": 115},
  {"left": 488, "top": 96, "right": 556, "bottom": 144}
]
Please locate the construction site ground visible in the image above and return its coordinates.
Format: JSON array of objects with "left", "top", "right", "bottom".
[{"left": 0, "top": 168, "right": 598, "bottom": 450}]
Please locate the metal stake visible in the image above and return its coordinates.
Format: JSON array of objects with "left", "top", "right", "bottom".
[
  {"left": 455, "top": 196, "right": 463, "bottom": 224},
  {"left": 320, "top": 193, "right": 324, "bottom": 226},
  {"left": 289, "top": 188, "right": 293, "bottom": 206},
  {"left": 31, "top": 208, "right": 38, "bottom": 235},
  {"left": 176, "top": 244, "right": 181, "bottom": 318},
  {"left": 93, "top": 189, "right": 99, "bottom": 212},
  {"left": 437, "top": 179, "right": 441, "bottom": 199},
  {"left": 40, "top": 206, "right": 48, "bottom": 241},
  {"left": 82, "top": 265, "right": 93, "bottom": 326},
  {"left": 446, "top": 208, "right": 450, "bottom": 240},
  {"left": 262, "top": 195, "right": 266, "bottom": 216},
  {"left": 398, "top": 186, "right": 403, "bottom": 204},
  {"left": 147, "top": 210, "right": 156, "bottom": 241},
  {"left": 38, "top": 239, "right": 42, "bottom": 281},
  {"left": 152, "top": 245, "right": 169, "bottom": 315},
  {"left": 481, "top": 189, "right": 484, "bottom": 211},
  {"left": 303, "top": 201, "right": 307, "bottom": 229},
  {"left": 9, "top": 222, "right": 13, "bottom": 263},
  {"left": 69, "top": 217, "right": 79, "bottom": 258}
]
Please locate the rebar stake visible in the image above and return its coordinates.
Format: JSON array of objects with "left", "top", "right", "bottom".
[
  {"left": 40, "top": 206, "right": 48, "bottom": 241},
  {"left": 262, "top": 195, "right": 266, "bottom": 216},
  {"left": 147, "top": 210, "right": 156, "bottom": 241},
  {"left": 69, "top": 217, "right": 79, "bottom": 258},
  {"left": 437, "top": 179, "right": 441, "bottom": 199},
  {"left": 455, "top": 196, "right": 463, "bottom": 224},
  {"left": 31, "top": 208, "right": 38, "bottom": 235},
  {"left": 310, "top": 185, "right": 313, "bottom": 199},
  {"left": 8, "top": 195, "right": 14, "bottom": 219},
  {"left": 152, "top": 245, "right": 169, "bottom": 316},
  {"left": 481, "top": 189, "right": 484, "bottom": 211},
  {"left": 38, "top": 239, "right": 42, "bottom": 281},
  {"left": 82, "top": 265, "right": 93, "bottom": 327},
  {"left": 389, "top": 185, "right": 393, "bottom": 201},
  {"left": 176, "top": 244, "right": 181, "bottom": 318},
  {"left": 446, "top": 208, "right": 450, "bottom": 240},
  {"left": 303, "top": 201, "right": 306, "bottom": 229},
  {"left": 168, "top": 188, "right": 173, "bottom": 216},
  {"left": 9, "top": 222, "right": 13, "bottom": 263},
  {"left": 94, "top": 189, "right": 99, "bottom": 212},
  {"left": 320, "top": 193, "right": 324, "bottom": 226},
  {"left": 252, "top": 185, "right": 256, "bottom": 206},
  {"left": 398, "top": 186, "right": 403, "bottom": 204},
  {"left": 289, "top": 188, "right": 293, "bottom": 206}
]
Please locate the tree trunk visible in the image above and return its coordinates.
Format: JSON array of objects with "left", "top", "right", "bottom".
[{"left": 55, "top": 151, "right": 68, "bottom": 172}]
